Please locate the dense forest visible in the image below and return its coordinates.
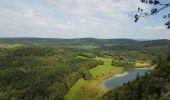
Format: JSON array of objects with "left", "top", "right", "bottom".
[
  {"left": 0, "top": 38, "right": 169, "bottom": 100},
  {"left": 102, "top": 46, "right": 170, "bottom": 100},
  {"left": 0, "top": 45, "right": 103, "bottom": 99}
]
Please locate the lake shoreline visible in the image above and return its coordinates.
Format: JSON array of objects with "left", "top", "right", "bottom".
[
  {"left": 98, "top": 67, "right": 154, "bottom": 91},
  {"left": 97, "top": 71, "right": 128, "bottom": 91},
  {"left": 130, "top": 66, "right": 155, "bottom": 70}
]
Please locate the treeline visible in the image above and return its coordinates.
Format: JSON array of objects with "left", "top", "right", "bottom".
[
  {"left": 92, "top": 40, "right": 169, "bottom": 62},
  {"left": 102, "top": 46, "right": 170, "bottom": 100},
  {"left": 0, "top": 45, "right": 102, "bottom": 100},
  {"left": 112, "top": 60, "right": 135, "bottom": 69},
  {"left": 77, "top": 52, "right": 96, "bottom": 58}
]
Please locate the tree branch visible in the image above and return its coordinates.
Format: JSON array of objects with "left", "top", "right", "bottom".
[{"left": 134, "top": 0, "right": 170, "bottom": 29}]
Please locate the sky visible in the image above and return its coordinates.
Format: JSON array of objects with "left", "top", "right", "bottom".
[{"left": 0, "top": 0, "right": 170, "bottom": 39}]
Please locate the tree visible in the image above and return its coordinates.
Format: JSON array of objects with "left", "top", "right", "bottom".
[
  {"left": 167, "top": 45, "right": 170, "bottom": 61},
  {"left": 83, "top": 71, "right": 92, "bottom": 80},
  {"left": 134, "top": 0, "right": 170, "bottom": 29},
  {"left": 114, "top": 92, "right": 119, "bottom": 100}
]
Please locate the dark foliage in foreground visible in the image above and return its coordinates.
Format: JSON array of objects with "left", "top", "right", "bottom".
[{"left": 135, "top": 0, "right": 170, "bottom": 29}]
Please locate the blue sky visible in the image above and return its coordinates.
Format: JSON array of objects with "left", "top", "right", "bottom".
[{"left": 0, "top": 0, "right": 170, "bottom": 39}]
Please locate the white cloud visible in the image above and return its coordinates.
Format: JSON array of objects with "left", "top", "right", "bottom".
[
  {"left": 23, "top": 9, "right": 34, "bottom": 18},
  {"left": 0, "top": 0, "right": 169, "bottom": 39},
  {"left": 144, "top": 26, "right": 166, "bottom": 31}
]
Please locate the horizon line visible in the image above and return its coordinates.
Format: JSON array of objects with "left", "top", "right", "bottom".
[{"left": 0, "top": 37, "right": 170, "bottom": 41}]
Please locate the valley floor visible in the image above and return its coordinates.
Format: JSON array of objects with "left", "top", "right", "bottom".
[
  {"left": 65, "top": 57, "right": 152, "bottom": 100},
  {"left": 65, "top": 57, "right": 124, "bottom": 100}
]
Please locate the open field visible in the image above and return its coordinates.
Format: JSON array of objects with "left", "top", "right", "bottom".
[
  {"left": 65, "top": 57, "right": 153, "bottom": 100},
  {"left": 135, "top": 61, "right": 151, "bottom": 67},
  {"left": 65, "top": 57, "right": 125, "bottom": 100},
  {"left": 65, "top": 78, "right": 85, "bottom": 100},
  {"left": 75, "top": 56, "right": 88, "bottom": 59},
  {"left": 0, "top": 43, "right": 21, "bottom": 48},
  {"left": 69, "top": 45, "right": 98, "bottom": 49},
  {"left": 74, "top": 80, "right": 107, "bottom": 100},
  {"left": 89, "top": 57, "right": 124, "bottom": 78}
]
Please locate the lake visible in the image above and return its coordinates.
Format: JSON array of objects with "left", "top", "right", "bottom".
[{"left": 104, "top": 68, "right": 152, "bottom": 90}]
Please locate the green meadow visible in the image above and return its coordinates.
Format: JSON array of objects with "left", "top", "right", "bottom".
[
  {"left": 65, "top": 78, "right": 85, "bottom": 100},
  {"left": 89, "top": 57, "right": 123, "bottom": 78},
  {"left": 65, "top": 57, "right": 124, "bottom": 100}
]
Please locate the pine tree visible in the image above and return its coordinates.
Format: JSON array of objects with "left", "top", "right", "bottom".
[
  {"left": 167, "top": 45, "right": 170, "bottom": 61},
  {"left": 114, "top": 92, "right": 119, "bottom": 100}
]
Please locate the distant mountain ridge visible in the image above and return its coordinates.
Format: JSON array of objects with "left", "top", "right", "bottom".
[{"left": 0, "top": 38, "right": 170, "bottom": 47}]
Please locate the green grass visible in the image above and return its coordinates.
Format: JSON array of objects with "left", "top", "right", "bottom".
[
  {"left": 0, "top": 43, "right": 21, "bottom": 48},
  {"left": 75, "top": 56, "right": 87, "bottom": 59},
  {"left": 89, "top": 57, "right": 123, "bottom": 78},
  {"left": 65, "top": 78, "right": 85, "bottom": 100},
  {"left": 135, "top": 60, "right": 151, "bottom": 67},
  {"left": 68, "top": 45, "right": 98, "bottom": 49},
  {"left": 65, "top": 57, "right": 123, "bottom": 100}
]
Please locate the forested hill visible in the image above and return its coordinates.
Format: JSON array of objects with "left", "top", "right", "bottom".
[
  {"left": 102, "top": 47, "right": 170, "bottom": 100},
  {"left": 0, "top": 45, "right": 103, "bottom": 99},
  {"left": 0, "top": 38, "right": 170, "bottom": 99},
  {"left": 0, "top": 38, "right": 170, "bottom": 46}
]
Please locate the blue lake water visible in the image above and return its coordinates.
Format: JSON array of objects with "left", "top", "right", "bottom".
[{"left": 104, "top": 68, "right": 152, "bottom": 90}]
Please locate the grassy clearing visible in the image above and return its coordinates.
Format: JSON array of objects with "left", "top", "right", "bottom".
[
  {"left": 65, "top": 78, "right": 85, "bottom": 100},
  {"left": 65, "top": 57, "right": 124, "bottom": 100},
  {"left": 135, "top": 61, "right": 151, "bottom": 67},
  {"left": 0, "top": 43, "right": 21, "bottom": 48},
  {"left": 74, "top": 57, "right": 124, "bottom": 100},
  {"left": 69, "top": 45, "right": 98, "bottom": 49},
  {"left": 89, "top": 57, "right": 123, "bottom": 78},
  {"left": 75, "top": 56, "right": 87, "bottom": 59},
  {"left": 74, "top": 80, "right": 107, "bottom": 100}
]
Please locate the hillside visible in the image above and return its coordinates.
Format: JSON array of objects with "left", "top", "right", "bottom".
[
  {"left": 0, "top": 38, "right": 169, "bottom": 100},
  {"left": 0, "top": 38, "right": 170, "bottom": 46}
]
